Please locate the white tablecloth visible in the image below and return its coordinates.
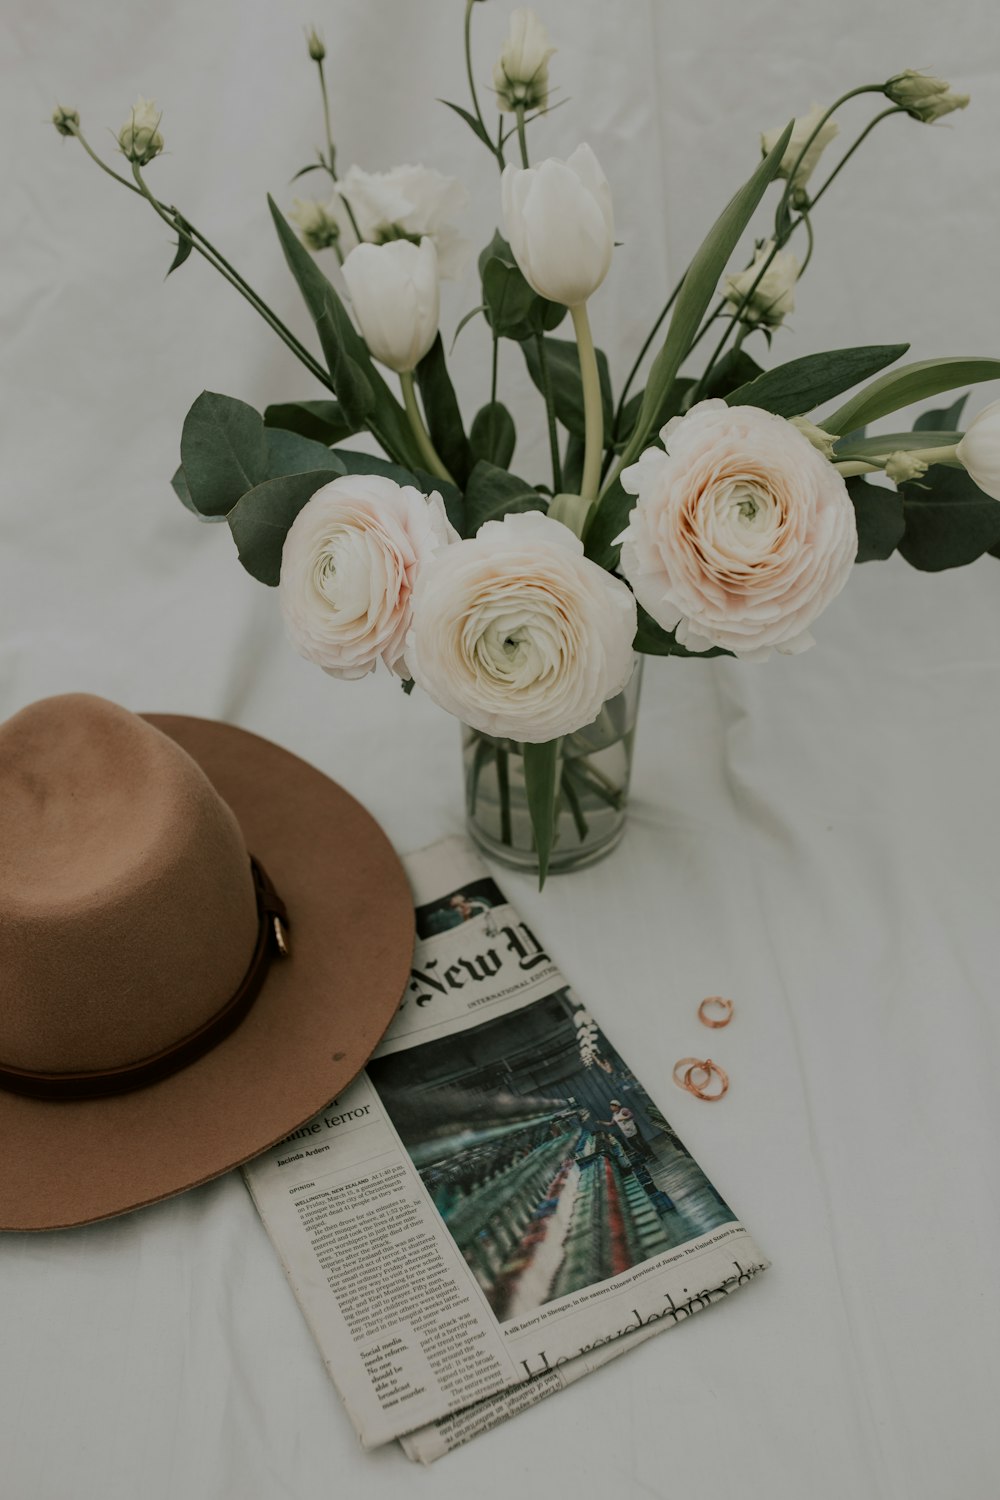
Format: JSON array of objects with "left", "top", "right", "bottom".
[{"left": 3, "top": 0, "right": 1000, "bottom": 1494}]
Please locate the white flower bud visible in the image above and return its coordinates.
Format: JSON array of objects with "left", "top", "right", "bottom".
[
  {"left": 342, "top": 237, "right": 440, "bottom": 374},
  {"left": 118, "top": 98, "right": 163, "bottom": 166},
  {"left": 790, "top": 416, "right": 838, "bottom": 461},
  {"left": 957, "top": 399, "right": 1000, "bottom": 500},
  {"left": 884, "top": 451, "right": 928, "bottom": 485},
  {"left": 493, "top": 8, "right": 556, "bottom": 114},
  {"left": 761, "top": 105, "right": 839, "bottom": 194},
  {"left": 52, "top": 105, "right": 80, "bottom": 137},
  {"left": 305, "top": 26, "right": 325, "bottom": 62},
  {"left": 288, "top": 197, "right": 341, "bottom": 252},
  {"left": 884, "top": 70, "right": 969, "bottom": 123},
  {"left": 722, "top": 241, "right": 800, "bottom": 329},
  {"left": 500, "top": 143, "right": 614, "bottom": 307}
]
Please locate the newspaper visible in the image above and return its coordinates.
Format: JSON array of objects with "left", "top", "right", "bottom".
[{"left": 244, "top": 837, "right": 768, "bottom": 1460}]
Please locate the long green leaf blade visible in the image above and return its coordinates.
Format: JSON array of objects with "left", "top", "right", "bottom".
[
  {"left": 820, "top": 358, "right": 1000, "bottom": 436},
  {"left": 725, "top": 344, "right": 909, "bottom": 418},
  {"left": 523, "top": 739, "right": 559, "bottom": 889}
]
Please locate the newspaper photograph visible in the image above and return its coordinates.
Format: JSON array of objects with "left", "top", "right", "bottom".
[{"left": 243, "top": 837, "right": 769, "bottom": 1454}]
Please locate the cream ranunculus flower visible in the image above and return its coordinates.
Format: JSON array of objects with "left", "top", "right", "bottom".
[
  {"left": 761, "top": 104, "right": 839, "bottom": 194},
  {"left": 957, "top": 398, "right": 1000, "bottom": 500},
  {"left": 118, "top": 98, "right": 164, "bottom": 165},
  {"left": 722, "top": 241, "right": 800, "bottom": 328},
  {"left": 493, "top": 8, "right": 556, "bottom": 113},
  {"left": 616, "top": 400, "right": 858, "bottom": 660},
  {"left": 405, "top": 511, "right": 637, "bottom": 742},
  {"left": 342, "top": 237, "right": 440, "bottom": 374},
  {"left": 500, "top": 144, "right": 614, "bottom": 307},
  {"left": 279, "top": 474, "right": 456, "bottom": 680},
  {"left": 335, "top": 163, "right": 470, "bottom": 279}
]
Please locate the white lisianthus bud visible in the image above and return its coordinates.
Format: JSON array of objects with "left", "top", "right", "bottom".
[
  {"left": 761, "top": 105, "right": 839, "bottom": 194},
  {"left": 289, "top": 197, "right": 341, "bottom": 252},
  {"left": 305, "top": 26, "right": 325, "bottom": 62},
  {"left": 342, "top": 237, "right": 440, "bottom": 373},
  {"left": 493, "top": 8, "right": 556, "bottom": 114},
  {"left": 52, "top": 105, "right": 80, "bottom": 137},
  {"left": 336, "top": 163, "right": 470, "bottom": 279},
  {"left": 501, "top": 144, "right": 614, "bottom": 307},
  {"left": 722, "top": 241, "right": 800, "bottom": 329},
  {"left": 279, "top": 474, "right": 457, "bottom": 680},
  {"left": 118, "top": 98, "right": 164, "bottom": 165},
  {"left": 956, "top": 399, "right": 1000, "bottom": 500},
  {"left": 884, "top": 451, "right": 929, "bottom": 485},
  {"left": 789, "top": 416, "right": 838, "bottom": 460},
  {"left": 406, "top": 511, "right": 637, "bottom": 743},
  {"left": 884, "top": 70, "right": 969, "bottom": 123}
]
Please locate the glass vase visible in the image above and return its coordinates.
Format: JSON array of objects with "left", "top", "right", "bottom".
[{"left": 462, "top": 658, "right": 643, "bottom": 876}]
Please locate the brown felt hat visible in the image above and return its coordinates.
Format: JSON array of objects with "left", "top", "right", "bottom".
[{"left": 0, "top": 694, "right": 415, "bottom": 1231}]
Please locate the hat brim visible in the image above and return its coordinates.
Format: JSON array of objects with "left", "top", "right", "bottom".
[{"left": 0, "top": 715, "right": 415, "bottom": 1232}]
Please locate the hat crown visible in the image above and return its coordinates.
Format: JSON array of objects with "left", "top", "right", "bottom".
[{"left": 0, "top": 695, "right": 258, "bottom": 1075}]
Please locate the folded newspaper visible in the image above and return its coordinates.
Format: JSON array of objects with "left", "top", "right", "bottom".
[{"left": 244, "top": 837, "right": 768, "bottom": 1462}]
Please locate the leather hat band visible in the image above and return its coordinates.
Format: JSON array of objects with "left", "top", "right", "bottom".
[{"left": 0, "top": 857, "right": 290, "bottom": 1102}]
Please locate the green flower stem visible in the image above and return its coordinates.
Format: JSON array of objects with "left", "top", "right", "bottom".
[
  {"left": 127, "top": 164, "right": 334, "bottom": 391},
  {"left": 798, "top": 210, "right": 815, "bottom": 276},
  {"left": 535, "top": 334, "right": 563, "bottom": 492},
  {"left": 465, "top": 0, "right": 503, "bottom": 167},
  {"left": 570, "top": 301, "right": 604, "bottom": 507},
  {"left": 909, "top": 443, "right": 961, "bottom": 467},
  {"left": 775, "top": 83, "right": 886, "bottom": 222},
  {"left": 515, "top": 105, "right": 530, "bottom": 168},
  {"left": 314, "top": 56, "right": 364, "bottom": 247},
  {"left": 400, "top": 370, "right": 456, "bottom": 483},
  {"left": 495, "top": 746, "right": 512, "bottom": 845},
  {"left": 833, "top": 460, "right": 882, "bottom": 476},
  {"left": 609, "top": 277, "right": 683, "bottom": 455},
  {"left": 807, "top": 106, "right": 907, "bottom": 213}
]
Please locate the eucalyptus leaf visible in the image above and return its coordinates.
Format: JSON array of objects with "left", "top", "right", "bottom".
[
  {"left": 170, "top": 464, "right": 226, "bottom": 523},
  {"left": 521, "top": 337, "right": 613, "bottom": 440},
  {"left": 470, "top": 401, "right": 516, "bottom": 469},
  {"left": 701, "top": 348, "right": 764, "bottom": 400},
  {"left": 633, "top": 606, "right": 731, "bottom": 658},
  {"left": 416, "top": 334, "right": 473, "bottom": 486},
  {"left": 479, "top": 231, "right": 565, "bottom": 340},
  {"left": 820, "top": 358, "right": 1000, "bottom": 437},
  {"left": 463, "top": 461, "right": 542, "bottom": 537},
  {"left": 227, "top": 471, "right": 343, "bottom": 584},
  {"left": 523, "top": 740, "right": 559, "bottom": 888},
  {"left": 334, "top": 449, "right": 421, "bottom": 485},
  {"left": 848, "top": 477, "right": 904, "bottom": 563},
  {"left": 726, "top": 344, "right": 909, "bottom": 419},
  {"left": 264, "top": 400, "right": 358, "bottom": 446},
  {"left": 914, "top": 393, "right": 968, "bottom": 432},
  {"left": 897, "top": 465, "right": 1000, "bottom": 571},
  {"left": 264, "top": 428, "right": 346, "bottom": 478},
  {"left": 179, "top": 391, "right": 269, "bottom": 518}
]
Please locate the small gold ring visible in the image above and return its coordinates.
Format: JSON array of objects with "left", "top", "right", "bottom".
[
  {"left": 698, "top": 996, "right": 733, "bottom": 1029},
  {"left": 673, "top": 1057, "right": 712, "bottom": 1093},
  {"left": 684, "top": 1058, "right": 729, "bottom": 1101}
]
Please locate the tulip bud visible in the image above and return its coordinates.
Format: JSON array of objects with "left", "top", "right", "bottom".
[
  {"left": 118, "top": 98, "right": 164, "bottom": 166},
  {"left": 761, "top": 105, "right": 839, "bottom": 194},
  {"left": 51, "top": 105, "right": 80, "bottom": 137},
  {"left": 957, "top": 399, "right": 1000, "bottom": 500},
  {"left": 305, "top": 26, "right": 325, "bottom": 61},
  {"left": 884, "top": 451, "right": 928, "bottom": 485},
  {"left": 493, "top": 8, "right": 556, "bottom": 114},
  {"left": 500, "top": 143, "right": 614, "bottom": 307},
  {"left": 790, "top": 416, "right": 838, "bottom": 461},
  {"left": 289, "top": 197, "right": 342, "bottom": 252},
  {"left": 722, "top": 241, "right": 800, "bottom": 329},
  {"left": 884, "top": 70, "right": 969, "bottom": 123},
  {"left": 342, "top": 237, "right": 440, "bottom": 374}
]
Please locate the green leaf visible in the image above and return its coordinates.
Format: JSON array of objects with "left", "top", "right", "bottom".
[
  {"left": 439, "top": 98, "right": 494, "bottom": 150},
  {"left": 562, "top": 432, "right": 585, "bottom": 493},
  {"left": 227, "top": 471, "right": 342, "bottom": 584},
  {"left": 620, "top": 122, "right": 794, "bottom": 469},
  {"left": 897, "top": 465, "right": 1000, "bottom": 571},
  {"left": 264, "top": 428, "right": 346, "bottom": 478},
  {"left": 264, "top": 400, "right": 358, "bottom": 446},
  {"left": 171, "top": 464, "right": 225, "bottom": 523},
  {"left": 701, "top": 348, "right": 764, "bottom": 399},
  {"left": 613, "top": 390, "right": 645, "bottom": 450},
  {"left": 835, "top": 430, "right": 963, "bottom": 461},
  {"left": 820, "top": 358, "right": 1000, "bottom": 437},
  {"left": 179, "top": 391, "right": 269, "bottom": 518},
  {"left": 848, "top": 478, "right": 904, "bottom": 563},
  {"left": 416, "top": 334, "right": 473, "bottom": 486},
  {"left": 451, "top": 304, "right": 487, "bottom": 348},
  {"left": 582, "top": 473, "right": 629, "bottom": 569},
  {"left": 479, "top": 231, "right": 565, "bottom": 341},
  {"left": 463, "top": 461, "right": 542, "bottom": 537},
  {"left": 914, "top": 393, "right": 968, "bottom": 432},
  {"left": 633, "top": 606, "right": 732, "bottom": 658},
  {"left": 521, "top": 337, "right": 613, "bottom": 441},
  {"left": 334, "top": 449, "right": 421, "bottom": 484},
  {"left": 166, "top": 214, "right": 194, "bottom": 277},
  {"left": 523, "top": 740, "right": 559, "bottom": 889},
  {"left": 469, "top": 401, "right": 516, "bottom": 469},
  {"left": 726, "top": 344, "right": 909, "bottom": 419},
  {"left": 268, "top": 197, "right": 418, "bottom": 466}
]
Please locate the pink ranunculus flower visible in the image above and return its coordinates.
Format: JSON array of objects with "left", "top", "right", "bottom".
[
  {"left": 279, "top": 473, "right": 456, "bottom": 680},
  {"left": 616, "top": 400, "right": 858, "bottom": 660},
  {"left": 405, "top": 510, "right": 637, "bottom": 742}
]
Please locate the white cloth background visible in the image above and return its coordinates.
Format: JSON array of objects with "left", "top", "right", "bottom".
[{"left": 3, "top": 0, "right": 1000, "bottom": 1495}]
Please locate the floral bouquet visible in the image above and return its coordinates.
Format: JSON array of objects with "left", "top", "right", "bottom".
[{"left": 55, "top": 7, "right": 1000, "bottom": 884}]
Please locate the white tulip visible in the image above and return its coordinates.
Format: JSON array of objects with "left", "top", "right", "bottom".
[
  {"left": 118, "top": 97, "right": 163, "bottom": 165},
  {"left": 342, "top": 238, "right": 440, "bottom": 374},
  {"left": 957, "top": 399, "right": 1000, "bottom": 501},
  {"left": 493, "top": 8, "right": 556, "bottom": 113},
  {"left": 336, "top": 163, "right": 470, "bottom": 279},
  {"left": 722, "top": 241, "right": 800, "bottom": 329},
  {"left": 501, "top": 144, "right": 614, "bottom": 307},
  {"left": 761, "top": 105, "right": 839, "bottom": 194}
]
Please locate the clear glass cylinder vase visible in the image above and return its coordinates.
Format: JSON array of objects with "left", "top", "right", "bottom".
[{"left": 462, "top": 658, "right": 643, "bottom": 876}]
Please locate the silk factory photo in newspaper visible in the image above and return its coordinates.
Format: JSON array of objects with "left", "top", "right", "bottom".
[{"left": 365, "top": 986, "right": 737, "bottom": 1323}]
